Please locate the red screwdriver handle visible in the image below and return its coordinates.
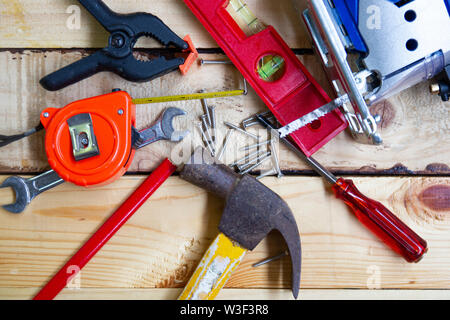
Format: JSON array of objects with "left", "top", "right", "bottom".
[{"left": 332, "top": 178, "right": 427, "bottom": 263}]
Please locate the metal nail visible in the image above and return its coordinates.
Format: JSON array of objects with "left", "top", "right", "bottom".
[
  {"left": 240, "top": 139, "right": 271, "bottom": 152},
  {"left": 196, "top": 122, "right": 215, "bottom": 156},
  {"left": 243, "top": 112, "right": 272, "bottom": 124},
  {"left": 209, "top": 106, "right": 217, "bottom": 129},
  {"left": 200, "top": 59, "right": 232, "bottom": 65},
  {"left": 252, "top": 250, "right": 289, "bottom": 268},
  {"left": 232, "top": 149, "right": 270, "bottom": 167},
  {"left": 209, "top": 105, "right": 217, "bottom": 145},
  {"left": 199, "top": 90, "right": 212, "bottom": 128},
  {"left": 270, "top": 139, "right": 283, "bottom": 178},
  {"left": 242, "top": 112, "right": 275, "bottom": 129},
  {"left": 256, "top": 168, "right": 277, "bottom": 180},
  {"left": 200, "top": 115, "right": 215, "bottom": 155},
  {"left": 217, "top": 129, "right": 234, "bottom": 161},
  {"left": 242, "top": 119, "right": 259, "bottom": 129},
  {"left": 239, "top": 153, "right": 272, "bottom": 175},
  {"left": 236, "top": 163, "right": 249, "bottom": 172},
  {"left": 224, "top": 122, "right": 259, "bottom": 140},
  {"left": 236, "top": 151, "right": 271, "bottom": 172}
]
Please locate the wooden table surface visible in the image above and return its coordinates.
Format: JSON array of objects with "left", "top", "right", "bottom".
[{"left": 0, "top": 0, "right": 449, "bottom": 300}]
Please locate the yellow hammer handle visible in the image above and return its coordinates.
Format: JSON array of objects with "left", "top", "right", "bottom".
[{"left": 178, "top": 233, "right": 247, "bottom": 300}]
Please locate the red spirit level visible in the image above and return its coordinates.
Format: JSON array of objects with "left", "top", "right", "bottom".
[{"left": 183, "top": 0, "right": 348, "bottom": 156}]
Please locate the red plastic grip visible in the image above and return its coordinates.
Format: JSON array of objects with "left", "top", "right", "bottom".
[
  {"left": 33, "top": 159, "right": 177, "bottom": 300},
  {"left": 332, "top": 178, "right": 427, "bottom": 263}
]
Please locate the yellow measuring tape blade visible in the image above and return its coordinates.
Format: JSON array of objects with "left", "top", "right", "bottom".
[{"left": 132, "top": 90, "right": 245, "bottom": 105}]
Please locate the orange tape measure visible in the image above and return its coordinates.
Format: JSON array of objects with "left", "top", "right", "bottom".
[{"left": 41, "top": 92, "right": 136, "bottom": 187}]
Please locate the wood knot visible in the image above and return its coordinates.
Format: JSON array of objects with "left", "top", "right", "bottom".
[
  {"left": 403, "top": 178, "right": 450, "bottom": 227},
  {"left": 385, "top": 163, "right": 414, "bottom": 175},
  {"left": 419, "top": 185, "right": 450, "bottom": 212},
  {"left": 370, "top": 100, "right": 396, "bottom": 129},
  {"left": 424, "top": 163, "right": 450, "bottom": 174}
]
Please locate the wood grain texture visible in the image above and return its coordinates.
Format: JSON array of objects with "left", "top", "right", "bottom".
[
  {"left": 0, "top": 50, "right": 448, "bottom": 174},
  {"left": 0, "top": 0, "right": 449, "bottom": 302},
  {"left": 1, "top": 288, "right": 449, "bottom": 300},
  {"left": 0, "top": 175, "right": 448, "bottom": 292},
  {"left": 0, "top": 0, "right": 308, "bottom": 49}
]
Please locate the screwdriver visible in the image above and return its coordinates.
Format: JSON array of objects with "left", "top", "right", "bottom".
[{"left": 256, "top": 114, "right": 428, "bottom": 263}]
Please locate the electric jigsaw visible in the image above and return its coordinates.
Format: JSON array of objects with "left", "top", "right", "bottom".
[{"left": 295, "top": 0, "right": 450, "bottom": 144}]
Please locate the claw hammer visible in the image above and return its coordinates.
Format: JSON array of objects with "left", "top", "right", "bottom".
[{"left": 178, "top": 147, "right": 302, "bottom": 300}]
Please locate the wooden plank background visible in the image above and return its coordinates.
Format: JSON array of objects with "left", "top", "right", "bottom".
[{"left": 0, "top": 0, "right": 449, "bottom": 300}]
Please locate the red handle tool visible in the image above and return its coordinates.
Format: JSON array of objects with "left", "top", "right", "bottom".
[
  {"left": 33, "top": 158, "right": 177, "bottom": 300},
  {"left": 256, "top": 114, "right": 427, "bottom": 262},
  {"left": 332, "top": 179, "right": 427, "bottom": 262}
]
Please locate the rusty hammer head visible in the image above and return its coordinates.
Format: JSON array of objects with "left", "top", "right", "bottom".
[{"left": 180, "top": 147, "right": 301, "bottom": 298}]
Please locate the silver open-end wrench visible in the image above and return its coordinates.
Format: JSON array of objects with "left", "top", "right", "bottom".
[
  {"left": 1, "top": 170, "right": 64, "bottom": 214},
  {"left": 132, "top": 107, "right": 189, "bottom": 149},
  {"left": 1, "top": 107, "right": 189, "bottom": 214}
]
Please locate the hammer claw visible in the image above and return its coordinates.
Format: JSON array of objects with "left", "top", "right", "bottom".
[{"left": 280, "top": 227, "right": 301, "bottom": 299}]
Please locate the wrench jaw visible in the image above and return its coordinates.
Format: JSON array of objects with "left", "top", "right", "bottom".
[
  {"left": 161, "top": 107, "right": 186, "bottom": 135},
  {"left": 161, "top": 107, "right": 190, "bottom": 142},
  {"left": 0, "top": 171, "right": 64, "bottom": 214},
  {"left": 133, "top": 107, "right": 190, "bottom": 148},
  {"left": 0, "top": 177, "right": 31, "bottom": 214},
  {"left": 170, "top": 130, "right": 190, "bottom": 143}
]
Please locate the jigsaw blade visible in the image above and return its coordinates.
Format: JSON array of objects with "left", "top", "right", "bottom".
[{"left": 279, "top": 94, "right": 350, "bottom": 138}]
